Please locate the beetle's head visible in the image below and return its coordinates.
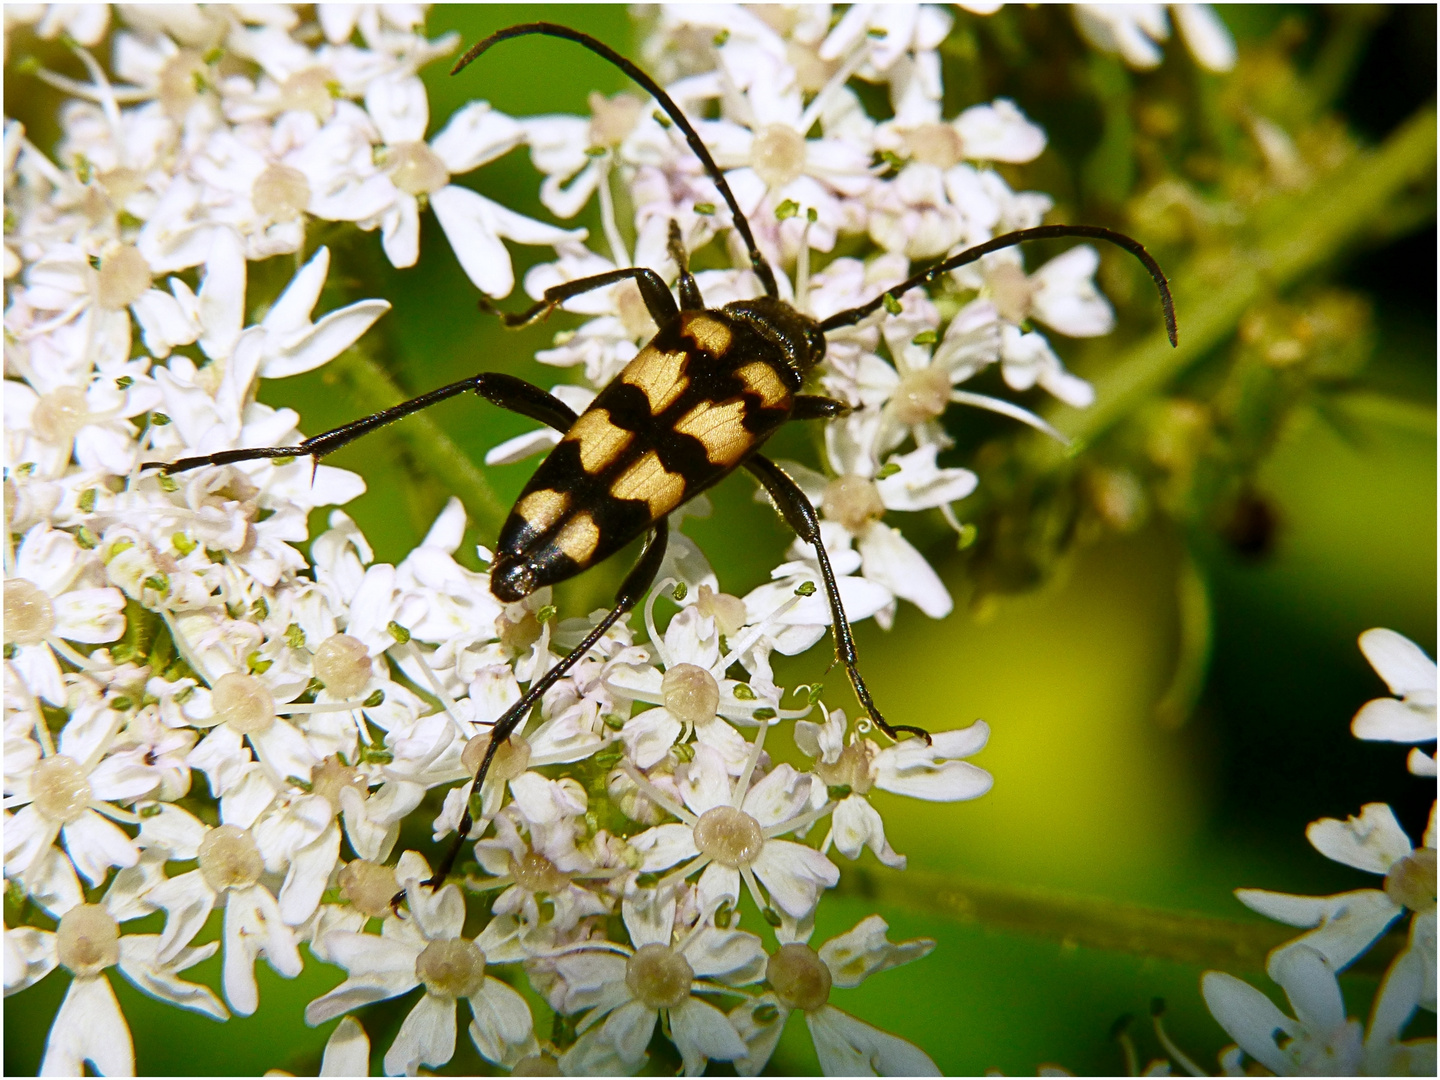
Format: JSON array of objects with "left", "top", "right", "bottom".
[{"left": 724, "top": 296, "right": 827, "bottom": 376}]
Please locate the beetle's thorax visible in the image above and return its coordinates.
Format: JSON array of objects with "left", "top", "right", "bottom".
[{"left": 490, "top": 308, "right": 804, "bottom": 602}]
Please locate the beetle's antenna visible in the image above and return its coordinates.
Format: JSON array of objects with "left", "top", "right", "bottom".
[
  {"left": 453, "top": 22, "right": 781, "bottom": 300},
  {"left": 819, "top": 224, "right": 1178, "bottom": 347}
]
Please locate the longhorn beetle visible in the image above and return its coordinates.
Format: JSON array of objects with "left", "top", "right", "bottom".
[{"left": 147, "top": 22, "right": 1177, "bottom": 896}]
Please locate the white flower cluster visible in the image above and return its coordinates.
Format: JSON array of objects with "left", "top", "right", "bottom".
[
  {"left": 0, "top": 4, "right": 1154, "bottom": 1075},
  {"left": 1201, "top": 630, "right": 1437, "bottom": 1076}
]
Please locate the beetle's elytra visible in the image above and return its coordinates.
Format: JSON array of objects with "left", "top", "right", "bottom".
[
  {"left": 493, "top": 303, "right": 819, "bottom": 602},
  {"left": 148, "top": 21, "right": 1176, "bottom": 894}
]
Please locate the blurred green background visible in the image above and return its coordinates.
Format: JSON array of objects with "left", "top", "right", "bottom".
[{"left": 5, "top": 5, "right": 1435, "bottom": 1075}]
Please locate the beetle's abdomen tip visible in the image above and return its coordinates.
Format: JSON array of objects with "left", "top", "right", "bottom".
[{"left": 490, "top": 557, "right": 538, "bottom": 603}]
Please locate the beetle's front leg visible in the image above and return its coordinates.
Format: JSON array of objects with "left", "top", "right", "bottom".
[{"left": 482, "top": 265, "right": 680, "bottom": 329}]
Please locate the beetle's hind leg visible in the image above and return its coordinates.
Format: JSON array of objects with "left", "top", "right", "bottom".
[
  {"left": 667, "top": 220, "right": 705, "bottom": 311},
  {"left": 143, "top": 372, "right": 580, "bottom": 474},
  {"left": 745, "top": 454, "right": 931, "bottom": 744},
  {"left": 396, "top": 518, "right": 671, "bottom": 906}
]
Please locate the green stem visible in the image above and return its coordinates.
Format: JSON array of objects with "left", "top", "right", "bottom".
[
  {"left": 838, "top": 867, "right": 1403, "bottom": 977},
  {"left": 1034, "top": 105, "right": 1438, "bottom": 467},
  {"left": 324, "top": 348, "right": 510, "bottom": 534}
]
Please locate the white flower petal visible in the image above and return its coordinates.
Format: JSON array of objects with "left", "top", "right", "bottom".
[
  {"left": 468, "top": 976, "right": 537, "bottom": 1066},
  {"left": 262, "top": 247, "right": 329, "bottom": 335},
  {"left": 5, "top": 927, "right": 57, "bottom": 994},
  {"left": 40, "top": 974, "right": 134, "bottom": 1078},
  {"left": 752, "top": 839, "right": 838, "bottom": 918},
  {"left": 1352, "top": 697, "right": 1437, "bottom": 743},
  {"left": 385, "top": 992, "right": 457, "bottom": 1075},
  {"left": 1306, "top": 804, "right": 1412, "bottom": 875},
  {"left": 261, "top": 299, "right": 390, "bottom": 379},
  {"left": 320, "top": 1017, "right": 370, "bottom": 1077},
  {"left": 819, "top": 915, "right": 935, "bottom": 989},
  {"left": 806, "top": 1003, "right": 941, "bottom": 1076},
  {"left": 1359, "top": 629, "right": 1437, "bottom": 697},
  {"left": 116, "top": 935, "right": 228, "bottom": 1020},
  {"left": 366, "top": 73, "right": 429, "bottom": 145},
  {"left": 857, "top": 524, "right": 952, "bottom": 619},
  {"left": 601, "top": 998, "right": 659, "bottom": 1067},
  {"left": 431, "top": 102, "right": 524, "bottom": 175},
  {"left": 1201, "top": 970, "right": 1294, "bottom": 1076},
  {"left": 62, "top": 810, "right": 140, "bottom": 885},
  {"left": 671, "top": 995, "right": 748, "bottom": 1074}
]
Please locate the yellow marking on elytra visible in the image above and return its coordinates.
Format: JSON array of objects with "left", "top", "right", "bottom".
[
  {"left": 622, "top": 345, "right": 689, "bottom": 414},
  {"left": 684, "top": 313, "right": 733, "bottom": 355},
  {"left": 674, "top": 398, "right": 753, "bottom": 467},
  {"left": 565, "top": 409, "right": 634, "bottom": 474},
  {"left": 610, "top": 450, "right": 687, "bottom": 518},
  {"left": 553, "top": 511, "right": 601, "bottom": 564},
  {"left": 735, "top": 361, "right": 789, "bottom": 408},
  {"left": 516, "top": 488, "right": 570, "bottom": 532}
]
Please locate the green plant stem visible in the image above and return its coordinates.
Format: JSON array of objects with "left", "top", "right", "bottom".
[
  {"left": 1034, "top": 105, "right": 1438, "bottom": 468},
  {"left": 838, "top": 867, "right": 1404, "bottom": 977},
  {"left": 324, "top": 347, "right": 510, "bottom": 534}
]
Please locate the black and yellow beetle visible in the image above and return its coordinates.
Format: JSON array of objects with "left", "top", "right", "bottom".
[{"left": 150, "top": 22, "right": 1176, "bottom": 890}]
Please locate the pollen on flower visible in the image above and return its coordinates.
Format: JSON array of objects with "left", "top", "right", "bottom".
[
  {"left": 987, "top": 262, "right": 1035, "bottom": 325},
  {"left": 5, "top": 579, "right": 56, "bottom": 644},
  {"left": 197, "top": 824, "right": 264, "bottom": 891},
  {"left": 497, "top": 607, "right": 542, "bottom": 655},
  {"left": 463, "top": 733, "right": 532, "bottom": 782},
  {"left": 97, "top": 245, "right": 152, "bottom": 309},
  {"left": 512, "top": 1053, "right": 563, "bottom": 1077},
  {"left": 388, "top": 141, "right": 450, "bottom": 197},
  {"left": 785, "top": 42, "right": 838, "bottom": 94},
  {"left": 212, "top": 672, "right": 276, "bottom": 735},
  {"left": 97, "top": 166, "right": 143, "bottom": 203},
  {"left": 510, "top": 850, "right": 569, "bottom": 894},
  {"left": 1383, "top": 847, "right": 1437, "bottom": 913},
  {"left": 695, "top": 585, "right": 747, "bottom": 637},
  {"left": 662, "top": 663, "right": 721, "bottom": 726},
  {"left": 56, "top": 903, "right": 120, "bottom": 977},
  {"left": 906, "top": 123, "right": 965, "bottom": 170},
  {"left": 588, "top": 91, "right": 644, "bottom": 147},
  {"left": 157, "top": 48, "right": 207, "bottom": 116},
  {"left": 337, "top": 859, "right": 399, "bottom": 917},
  {"left": 889, "top": 365, "right": 952, "bottom": 426},
  {"left": 767, "top": 943, "right": 831, "bottom": 1012},
  {"left": 252, "top": 163, "right": 311, "bottom": 220},
  {"left": 750, "top": 124, "right": 808, "bottom": 189},
  {"left": 625, "top": 943, "right": 693, "bottom": 1009},
  {"left": 693, "top": 804, "right": 765, "bottom": 868},
  {"left": 279, "top": 67, "right": 336, "bottom": 119},
  {"left": 31, "top": 754, "right": 92, "bottom": 823},
  {"left": 822, "top": 475, "right": 886, "bottom": 533},
  {"left": 615, "top": 279, "right": 658, "bottom": 340},
  {"left": 312, "top": 633, "right": 372, "bottom": 698},
  {"left": 415, "top": 937, "right": 487, "bottom": 999},
  {"left": 311, "top": 754, "right": 367, "bottom": 809},
  {"left": 31, "top": 385, "right": 92, "bottom": 445},
  {"left": 814, "top": 740, "right": 876, "bottom": 795}
]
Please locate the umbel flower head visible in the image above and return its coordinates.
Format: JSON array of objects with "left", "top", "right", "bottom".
[{"left": 0, "top": 2, "right": 1215, "bottom": 1074}]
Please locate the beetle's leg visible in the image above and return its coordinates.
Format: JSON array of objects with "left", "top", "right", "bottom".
[
  {"left": 791, "top": 395, "right": 851, "bottom": 422},
  {"left": 745, "top": 454, "right": 931, "bottom": 744},
  {"left": 667, "top": 219, "right": 705, "bottom": 312},
  {"left": 484, "top": 265, "right": 680, "bottom": 329},
  {"left": 143, "top": 373, "right": 578, "bottom": 475},
  {"left": 403, "top": 518, "right": 670, "bottom": 901}
]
